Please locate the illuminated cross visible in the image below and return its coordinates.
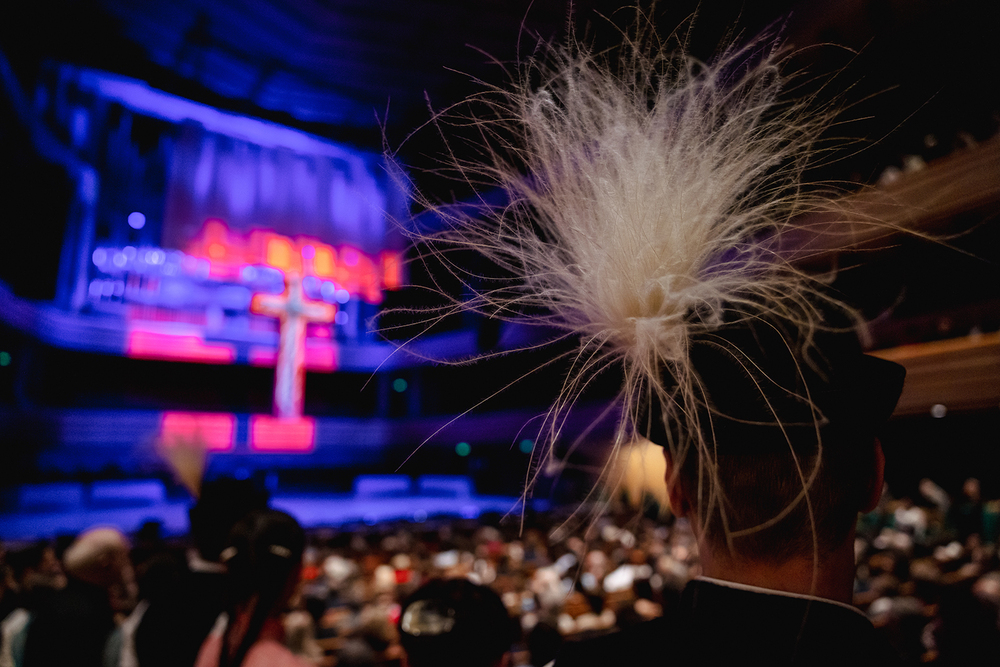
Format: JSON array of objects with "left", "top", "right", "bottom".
[{"left": 251, "top": 272, "right": 336, "bottom": 419}]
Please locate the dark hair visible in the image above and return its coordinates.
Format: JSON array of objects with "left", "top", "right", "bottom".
[
  {"left": 648, "top": 300, "right": 904, "bottom": 561},
  {"left": 5, "top": 542, "right": 48, "bottom": 580},
  {"left": 399, "top": 578, "right": 514, "bottom": 667},
  {"left": 677, "top": 430, "right": 879, "bottom": 561},
  {"left": 219, "top": 509, "right": 305, "bottom": 667},
  {"left": 189, "top": 478, "right": 269, "bottom": 561}
]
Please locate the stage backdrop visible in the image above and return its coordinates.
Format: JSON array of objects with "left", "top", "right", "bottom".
[{"left": 26, "top": 64, "right": 411, "bottom": 363}]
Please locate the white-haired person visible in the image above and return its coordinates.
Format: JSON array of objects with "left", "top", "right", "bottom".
[{"left": 22, "top": 527, "right": 134, "bottom": 667}]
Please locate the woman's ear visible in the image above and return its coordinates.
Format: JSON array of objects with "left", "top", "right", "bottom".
[
  {"left": 863, "top": 438, "right": 886, "bottom": 513},
  {"left": 663, "top": 450, "right": 689, "bottom": 517}
]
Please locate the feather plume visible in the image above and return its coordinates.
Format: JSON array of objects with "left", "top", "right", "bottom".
[{"left": 390, "top": 14, "right": 870, "bottom": 516}]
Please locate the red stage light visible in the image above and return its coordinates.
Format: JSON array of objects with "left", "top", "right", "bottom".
[
  {"left": 380, "top": 251, "right": 402, "bottom": 290},
  {"left": 160, "top": 412, "right": 235, "bottom": 451},
  {"left": 250, "top": 415, "right": 315, "bottom": 452},
  {"left": 127, "top": 330, "right": 236, "bottom": 364},
  {"left": 179, "top": 220, "right": 402, "bottom": 303}
]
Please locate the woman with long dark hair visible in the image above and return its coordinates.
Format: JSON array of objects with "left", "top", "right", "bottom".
[{"left": 195, "top": 509, "right": 311, "bottom": 667}]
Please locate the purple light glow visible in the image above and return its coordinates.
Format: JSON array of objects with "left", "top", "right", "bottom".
[
  {"left": 75, "top": 67, "right": 374, "bottom": 161},
  {"left": 128, "top": 211, "right": 146, "bottom": 229}
]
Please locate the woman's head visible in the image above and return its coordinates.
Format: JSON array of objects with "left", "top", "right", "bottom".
[
  {"left": 218, "top": 509, "right": 305, "bottom": 667},
  {"left": 222, "top": 508, "right": 305, "bottom": 606}
]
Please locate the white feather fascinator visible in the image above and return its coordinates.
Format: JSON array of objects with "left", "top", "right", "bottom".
[{"left": 394, "top": 17, "right": 902, "bottom": 505}]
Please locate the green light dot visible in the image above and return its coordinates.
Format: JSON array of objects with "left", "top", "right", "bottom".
[
  {"left": 519, "top": 439, "right": 533, "bottom": 454},
  {"left": 392, "top": 378, "right": 408, "bottom": 392},
  {"left": 0, "top": 352, "right": 10, "bottom": 367},
  {"left": 455, "top": 441, "right": 471, "bottom": 457}
]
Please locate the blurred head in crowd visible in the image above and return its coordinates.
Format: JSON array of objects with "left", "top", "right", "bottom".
[
  {"left": 218, "top": 508, "right": 305, "bottom": 667},
  {"left": 5, "top": 541, "right": 65, "bottom": 592},
  {"left": 63, "top": 527, "right": 135, "bottom": 611},
  {"left": 189, "top": 477, "right": 269, "bottom": 562},
  {"left": 399, "top": 578, "right": 514, "bottom": 667}
]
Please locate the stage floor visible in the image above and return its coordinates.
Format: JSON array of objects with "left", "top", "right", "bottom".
[{"left": 0, "top": 477, "right": 537, "bottom": 542}]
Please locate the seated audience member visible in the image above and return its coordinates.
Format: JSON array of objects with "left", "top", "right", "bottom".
[
  {"left": 195, "top": 508, "right": 309, "bottom": 667},
  {"left": 135, "top": 477, "right": 268, "bottom": 667},
  {"left": 557, "top": 316, "right": 907, "bottom": 666},
  {"left": 106, "top": 551, "right": 187, "bottom": 667},
  {"left": 22, "top": 527, "right": 133, "bottom": 667},
  {"left": 1, "top": 542, "right": 66, "bottom": 667},
  {"left": 398, "top": 578, "right": 515, "bottom": 667},
  {"left": 335, "top": 604, "right": 399, "bottom": 667},
  {"left": 526, "top": 621, "right": 562, "bottom": 667}
]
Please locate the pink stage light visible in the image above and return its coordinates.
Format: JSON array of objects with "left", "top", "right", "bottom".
[
  {"left": 250, "top": 415, "right": 315, "bottom": 452},
  {"left": 160, "top": 412, "right": 235, "bottom": 451},
  {"left": 128, "top": 330, "right": 236, "bottom": 363}
]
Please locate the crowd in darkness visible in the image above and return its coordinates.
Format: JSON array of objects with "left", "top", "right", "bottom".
[{"left": 1, "top": 476, "right": 998, "bottom": 667}]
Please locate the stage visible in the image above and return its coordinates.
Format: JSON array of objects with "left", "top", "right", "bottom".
[{"left": 0, "top": 475, "right": 542, "bottom": 542}]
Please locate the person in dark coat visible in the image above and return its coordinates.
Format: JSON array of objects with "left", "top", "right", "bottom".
[
  {"left": 134, "top": 478, "right": 268, "bottom": 667},
  {"left": 558, "top": 313, "right": 906, "bottom": 666},
  {"left": 22, "top": 528, "right": 133, "bottom": 667}
]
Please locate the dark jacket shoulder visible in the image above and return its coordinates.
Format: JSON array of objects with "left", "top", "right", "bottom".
[{"left": 557, "top": 579, "right": 901, "bottom": 667}]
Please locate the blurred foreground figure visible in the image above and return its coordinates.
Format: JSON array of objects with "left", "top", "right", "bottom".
[
  {"left": 398, "top": 579, "right": 514, "bottom": 667},
  {"left": 0, "top": 541, "right": 66, "bottom": 667},
  {"left": 135, "top": 478, "right": 268, "bottom": 667},
  {"left": 23, "top": 528, "right": 133, "bottom": 667},
  {"left": 400, "top": 7, "right": 908, "bottom": 666},
  {"left": 195, "top": 509, "right": 309, "bottom": 667}
]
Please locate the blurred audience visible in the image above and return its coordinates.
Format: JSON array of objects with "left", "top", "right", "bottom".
[
  {"left": 22, "top": 527, "right": 133, "bottom": 667},
  {"left": 1, "top": 475, "right": 999, "bottom": 667},
  {"left": 0, "top": 541, "right": 66, "bottom": 667}
]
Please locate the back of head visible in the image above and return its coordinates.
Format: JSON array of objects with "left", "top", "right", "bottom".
[
  {"left": 399, "top": 578, "right": 514, "bottom": 667},
  {"left": 62, "top": 527, "right": 131, "bottom": 589},
  {"left": 6, "top": 542, "right": 63, "bottom": 592},
  {"left": 189, "top": 477, "right": 269, "bottom": 562},
  {"left": 222, "top": 508, "right": 305, "bottom": 606},
  {"left": 647, "top": 302, "right": 904, "bottom": 562},
  {"left": 390, "top": 6, "right": 909, "bottom": 579},
  {"left": 218, "top": 509, "right": 304, "bottom": 667}
]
